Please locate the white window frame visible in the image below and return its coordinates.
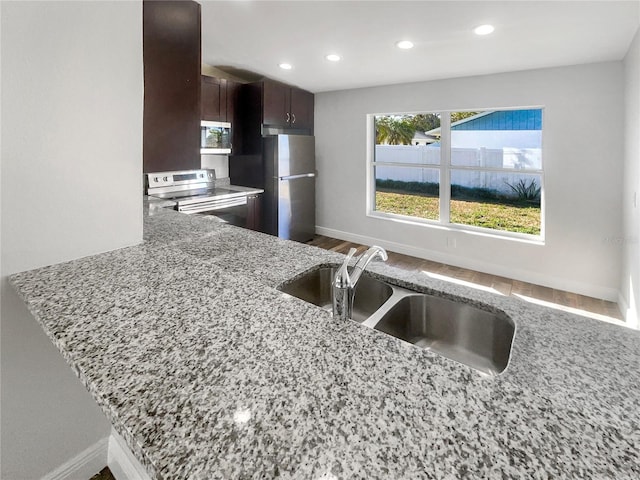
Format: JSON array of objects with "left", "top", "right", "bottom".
[{"left": 367, "top": 107, "right": 545, "bottom": 242}]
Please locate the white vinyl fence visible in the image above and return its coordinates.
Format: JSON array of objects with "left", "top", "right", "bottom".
[{"left": 375, "top": 145, "right": 542, "bottom": 197}]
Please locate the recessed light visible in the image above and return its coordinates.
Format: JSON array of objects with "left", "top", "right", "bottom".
[
  {"left": 474, "top": 24, "right": 495, "bottom": 36},
  {"left": 396, "top": 40, "right": 414, "bottom": 50},
  {"left": 326, "top": 54, "right": 341, "bottom": 62},
  {"left": 279, "top": 63, "right": 293, "bottom": 70}
]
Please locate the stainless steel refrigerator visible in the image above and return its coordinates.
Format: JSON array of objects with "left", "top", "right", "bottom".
[{"left": 263, "top": 134, "right": 316, "bottom": 242}]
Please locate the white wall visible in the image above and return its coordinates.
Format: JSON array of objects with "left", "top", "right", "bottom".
[
  {"left": 315, "top": 62, "right": 624, "bottom": 301},
  {"left": 621, "top": 27, "right": 640, "bottom": 327},
  {"left": 1, "top": 2, "right": 143, "bottom": 478}
]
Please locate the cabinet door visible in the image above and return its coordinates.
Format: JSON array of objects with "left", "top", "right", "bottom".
[
  {"left": 290, "top": 87, "right": 314, "bottom": 131},
  {"left": 225, "top": 80, "right": 239, "bottom": 123},
  {"left": 143, "top": 0, "right": 201, "bottom": 173},
  {"left": 262, "top": 79, "right": 290, "bottom": 127},
  {"left": 246, "top": 194, "right": 262, "bottom": 231},
  {"left": 201, "top": 76, "right": 227, "bottom": 121},
  {"left": 226, "top": 80, "right": 240, "bottom": 150}
]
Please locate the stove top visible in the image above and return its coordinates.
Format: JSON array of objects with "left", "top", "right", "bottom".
[
  {"left": 145, "top": 170, "right": 262, "bottom": 214},
  {"left": 153, "top": 187, "right": 246, "bottom": 202}
]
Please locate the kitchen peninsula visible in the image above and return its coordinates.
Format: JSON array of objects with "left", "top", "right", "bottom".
[{"left": 9, "top": 203, "right": 640, "bottom": 479}]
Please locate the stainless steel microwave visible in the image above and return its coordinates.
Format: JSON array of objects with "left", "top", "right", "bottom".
[{"left": 200, "top": 121, "right": 232, "bottom": 154}]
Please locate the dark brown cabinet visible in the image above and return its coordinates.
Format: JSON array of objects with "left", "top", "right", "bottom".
[
  {"left": 201, "top": 75, "right": 241, "bottom": 153},
  {"left": 289, "top": 87, "right": 314, "bottom": 130},
  {"left": 143, "top": 0, "right": 201, "bottom": 173},
  {"left": 201, "top": 76, "right": 240, "bottom": 123},
  {"left": 246, "top": 193, "right": 262, "bottom": 232},
  {"left": 201, "top": 76, "right": 227, "bottom": 122},
  {"left": 225, "top": 80, "right": 239, "bottom": 125},
  {"left": 262, "top": 80, "right": 289, "bottom": 127},
  {"left": 235, "top": 79, "right": 314, "bottom": 155},
  {"left": 262, "top": 79, "right": 314, "bottom": 130}
]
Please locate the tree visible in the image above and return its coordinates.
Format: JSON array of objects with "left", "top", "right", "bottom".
[
  {"left": 404, "top": 113, "right": 440, "bottom": 133},
  {"left": 450, "top": 111, "right": 480, "bottom": 123},
  {"left": 375, "top": 112, "right": 451, "bottom": 144},
  {"left": 375, "top": 116, "right": 415, "bottom": 145}
]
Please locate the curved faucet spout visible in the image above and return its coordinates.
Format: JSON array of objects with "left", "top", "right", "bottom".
[
  {"left": 332, "top": 245, "right": 388, "bottom": 321},
  {"left": 350, "top": 246, "right": 388, "bottom": 286}
]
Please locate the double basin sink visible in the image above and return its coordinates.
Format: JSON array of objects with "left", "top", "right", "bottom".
[{"left": 278, "top": 266, "right": 515, "bottom": 376}]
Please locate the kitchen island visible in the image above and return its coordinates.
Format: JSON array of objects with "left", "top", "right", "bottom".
[{"left": 9, "top": 202, "right": 640, "bottom": 479}]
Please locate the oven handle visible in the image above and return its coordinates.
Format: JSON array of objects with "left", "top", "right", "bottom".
[{"left": 177, "top": 196, "right": 247, "bottom": 214}]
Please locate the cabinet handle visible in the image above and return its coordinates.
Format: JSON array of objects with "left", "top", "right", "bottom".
[
  {"left": 286, "top": 112, "right": 290, "bottom": 123},
  {"left": 292, "top": 113, "right": 296, "bottom": 124}
]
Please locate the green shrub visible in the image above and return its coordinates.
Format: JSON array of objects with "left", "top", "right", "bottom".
[
  {"left": 505, "top": 179, "right": 541, "bottom": 201},
  {"left": 376, "top": 179, "right": 499, "bottom": 200},
  {"left": 376, "top": 178, "right": 540, "bottom": 206},
  {"left": 450, "top": 184, "right": 499, "bottom": 200}
]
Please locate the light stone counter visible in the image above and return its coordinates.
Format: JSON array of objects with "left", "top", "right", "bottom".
[{"left": 9, "top": 204, "right": 640, "bottom": 479}]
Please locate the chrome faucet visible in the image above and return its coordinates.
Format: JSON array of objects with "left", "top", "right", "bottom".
[{"left": 332, "top": 245, "right": 388, "bottom": 321}]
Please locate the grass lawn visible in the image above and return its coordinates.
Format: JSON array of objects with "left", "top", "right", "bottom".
[{"left": 376, "top": 190, "right": 541, "bottom": 235}]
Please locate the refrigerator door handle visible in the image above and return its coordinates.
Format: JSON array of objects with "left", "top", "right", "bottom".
[{"left": 279, "top": 173, "right": 316, "bottom": 181}]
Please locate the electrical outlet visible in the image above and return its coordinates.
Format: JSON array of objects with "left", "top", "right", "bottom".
[{"left": 447, "top": 237, "right": 457, "bottom": 248}]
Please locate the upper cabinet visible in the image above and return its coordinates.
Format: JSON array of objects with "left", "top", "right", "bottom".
[
  {"left": 289, "top": 87, "right": 314, "bottom": 131},
  {"left": 201, "top": 76, "right": 226, "bottom": 122},
  {"left": 201, "top": 76, "right": 240, "bottom": 123},
  {"left": 143, "top": 0, "right": 201, "bottom": 173},
  {"left": 234, "top": 79, "right": 314, "bottom": 155},
  {"left": 262, "top": 79, "right": 314, "bottom": 130},
  {"left": 226, "top": 80, "right": 239, "bottom": 125}
]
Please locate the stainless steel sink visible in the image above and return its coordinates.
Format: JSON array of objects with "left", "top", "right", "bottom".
[
  {"left": 278, "top": 267, "right": 393, "bottom": 322},
  {"left": 372, "top": 294, "right": 515, "bottom": 375},
  {"left": 279, "top": 265, "right": 515, "bottom": 375}
]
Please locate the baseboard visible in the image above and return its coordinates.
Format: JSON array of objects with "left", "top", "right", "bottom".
[
  {"left": 108, "top": 428, "right": 152, "bottom": 480},
  {"left": 40, "top": 437, "right": 108, "bottom": 480},
  {"left": 617, "top": 290, "right": 639, "bottom": 328},
  {"left": 617, "top": 291, "right": 629, "bottom": 320},
  {"left": 316, "top": 226, "right": 619, "bottom": 302}
]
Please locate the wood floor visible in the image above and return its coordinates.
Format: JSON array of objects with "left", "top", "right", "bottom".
[
  {"left": 307, "top": 235, "right": 624, "bottom": 323},
  {"left": 89, "top": 467, "right": 115, "bottom": 480}
]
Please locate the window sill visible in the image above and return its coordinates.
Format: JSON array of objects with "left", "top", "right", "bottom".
[{"left": 367, "top": 211, "right": 545, "bottom": 245}]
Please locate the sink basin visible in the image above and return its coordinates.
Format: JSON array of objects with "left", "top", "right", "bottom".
[
  {"left": 278, "top": 267, "right": 393, "bottom": 322},
  {"left": 373, "top": 294, "right": 515, "bottom": 375},
  {"left": 279, "top": 265, "right": 515, "bottom": 375}
]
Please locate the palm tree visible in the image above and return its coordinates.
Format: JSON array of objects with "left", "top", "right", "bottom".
[{"left": 375, "top": 116, "right": 415, "bottom": 145}]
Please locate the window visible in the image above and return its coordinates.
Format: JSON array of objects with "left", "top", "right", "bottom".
[{"left": 370, "top": 108, "right": 544, "bottom": 238}]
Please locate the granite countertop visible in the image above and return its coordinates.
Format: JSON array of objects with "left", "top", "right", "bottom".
[{"left": 9, "top": 203, "right": 640, "bottom": 479}]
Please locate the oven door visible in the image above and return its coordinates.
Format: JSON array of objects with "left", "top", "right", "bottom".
[
  {"left": 202, "top": 203, "right": 250, "bottom": 228},
  {"left": 178, "top": 195, "right": 250, "bottom": 228}
]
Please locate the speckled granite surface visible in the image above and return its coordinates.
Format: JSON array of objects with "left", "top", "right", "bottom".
[{"left": 9, "top": 202, "right": 640, "bottom": 479}]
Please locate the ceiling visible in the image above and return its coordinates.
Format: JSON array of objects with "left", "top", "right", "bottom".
[{"left": 200, "top": 1, "right": 640, "bottom": 93}]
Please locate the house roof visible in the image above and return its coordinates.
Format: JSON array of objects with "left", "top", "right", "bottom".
[
  {"left": 426, "top": 109, "right": 542, "bottom": 134},
  {"left": 411, "top": 131, "right": 440, "bottom": 143}
]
